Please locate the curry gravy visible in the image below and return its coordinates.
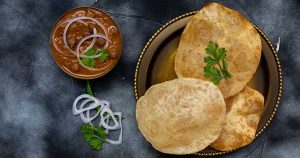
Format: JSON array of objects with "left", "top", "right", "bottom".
[{"left": 50, "top": 7, "right": 122, "bottom": 79}]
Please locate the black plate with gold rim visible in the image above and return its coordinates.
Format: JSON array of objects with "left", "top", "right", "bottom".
[{"left": 134, "top": 11, "right": 282, "bottom": 156}]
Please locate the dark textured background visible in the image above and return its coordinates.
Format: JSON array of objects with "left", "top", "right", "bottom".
[{"left": 0, "top": 0, "right": 299, "bottom": 158}]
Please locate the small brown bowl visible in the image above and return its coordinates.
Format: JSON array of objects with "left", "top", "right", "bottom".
[{"left": 50, "top": 7, "right": 122, "bottom": 79}]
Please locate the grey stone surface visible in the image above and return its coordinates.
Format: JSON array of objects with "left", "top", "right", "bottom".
[{"left": 0, "top": 0, "right": 299, "bottom": 157}]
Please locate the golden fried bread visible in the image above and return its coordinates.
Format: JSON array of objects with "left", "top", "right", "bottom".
[
  {"left": 136, "top": 78, "right": 226, "bottom": 154},
  {"left": 210, "top": 87, "right": 264, "bottom": 151},
  {"left": 175, "top": 3, "right": 262, "bottom": 98}
]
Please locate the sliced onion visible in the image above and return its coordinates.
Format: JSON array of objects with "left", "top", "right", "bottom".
[
  {"left": 63, "top": 16, "right": 110, "bottom": 56},
  {"left": 52, "top": 20, "right": 73, "bottom": 57},
  {"left": 100, "top": 106, "right": 119, "bottom": 130},
  {"left": 83, "top": 28, "right": 97, "bottom": 53},
  {"left": 72, "top": 94, "right": 101, "bottom": 115},
  {"left": 76, "top": 34, "right": 112, "bottom": 71},
  {"left": 76, "top": 34, "right": 111, "bottom": 58},
  {"left": 52, "top": 19, "right": 96, "bottom": 57},
  {"left": 72, "top": 94, "right": 123, "bottom": 145},
  {"left": 105, "top": 112, "right": 122, "bottom": 145}
]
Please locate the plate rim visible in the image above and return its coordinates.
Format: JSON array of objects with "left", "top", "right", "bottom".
[{"left": 133, "top": 11, "right": 283, "bottom": 156}]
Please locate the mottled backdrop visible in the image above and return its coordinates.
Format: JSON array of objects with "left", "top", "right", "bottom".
[{"left": 0, "top": 0, "right": 299, "bottom": 158}]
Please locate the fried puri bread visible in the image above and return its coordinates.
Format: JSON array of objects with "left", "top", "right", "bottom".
[
  {"left": 136, "top": 78, "right": 226, "bottom": 154},
  {"left": 210, "top": 87, "right": 264, "bottom": 151},
  {"left": 174, "top": 3, "right": 262, "bottom": 98}
]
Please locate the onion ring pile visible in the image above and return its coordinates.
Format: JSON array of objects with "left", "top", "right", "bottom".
[{"left": 73, "top": 94, "right": 122, "bottom": 145}]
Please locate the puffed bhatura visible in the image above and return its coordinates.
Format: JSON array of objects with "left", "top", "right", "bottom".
[
  {"left": 136, "top": 78, "right": 226, "bottom": 154},
  {"left": 175, "top": 3, "right": 262, "bottom": 98},
  {"left": 210, "top": 87, "right": 264, "bottom": 151}
]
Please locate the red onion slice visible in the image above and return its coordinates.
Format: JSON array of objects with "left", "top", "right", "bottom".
[
  {"left": 76, "top": 34, "right": 112, "bottom": 71},
  {"left": 52, "top": 19, "right": 96, "bottom": 57},
  {"left": 83, "top": 28, "right": 97, "bottom": 53},
  {"left": 63, "top": 16, "right": 110, "bottom": 56}
]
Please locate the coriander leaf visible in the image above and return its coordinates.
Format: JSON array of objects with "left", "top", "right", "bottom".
[
  {"left": 89, "top": 138, "right": 102, "bottom": 151},
  {"left": 96, "top": 126, "right": 107, "bottom": 140},
  {"left": 222, "top": 59, "right": 228, "bottom": 69},
  {"left": 205, "top": 41, "right": 218, "bottom": 58},
  {"left": 221, "top": 59, "right": 232, "bottom": 79},
  {"left": 211, "top": 76, "right": 222, "bottom": 84},
  {"left": 89, "top": 59, "right": 96, "bottom": 67},
  {"left": 216, "top": 47, "right": 226, "bottom": 61},
  {"left": 86, "top": 48, "right": 96, "bottom": 56},
  {"left": 222, "top": 70, "right": 232, "bottom": 79},
  {"left": 86, "top": 81, "right": 100, "bottom": 111},
  {"left": 204, "top": 56, "right": 217, "bottom": 66},
  {"left": 204, "top": 65, "right": 222, "bottom": 84},
  {"left": 203, "top": 41, "right": 232, "bottom": 84},
  {"left": 81, "top": 124, "right": 94, "bottom": 133},
  {"left": 81, "top": 48, "right": 97, "bottom": 67},
  {"left": 80, "top": 124, "right": 107, "bottom": 151},
  {"left": 83, "top": 132, "right": 94, "bottom": 141},
  {"left": 98, "top": 49, "right": 110, "bottom": 62},
  {"left": 86, "top": 80, "right": 94, "bottom": 96},
  {"left": 81, "top": 58, "right": 90, "bottom": 66}
]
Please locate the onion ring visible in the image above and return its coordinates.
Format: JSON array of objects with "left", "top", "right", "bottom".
[
  {"left": 72, "top": 94, "right": 123, "bottom": 145},
  {"left": 76, "top": 34, "right": 112, "bottom": 71},
  {"left": 63, "top": 16, "right": 110, "bottom": 56},
  {"left": 52, "top": 19, "right": 96, "bottom": 57}
]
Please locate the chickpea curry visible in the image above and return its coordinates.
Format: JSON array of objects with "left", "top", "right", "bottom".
[{"left": 50, "top": 7, "right": 122, "bottom": 79}]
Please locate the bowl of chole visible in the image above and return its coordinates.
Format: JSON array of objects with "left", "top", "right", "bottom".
[{"left": 134, "top": 3, "right": 282, "bottom": 156}]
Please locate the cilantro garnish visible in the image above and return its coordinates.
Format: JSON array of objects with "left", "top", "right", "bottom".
[
  {"left": 81, "top": 124, "right": 107, "bottom": 151},
  {"left": 81, "top": 48, "right": 97, "bottom": 67},
  {"left": 86, "top": 80, "right": 94, "bottom": 96},
  {"left": 81, "top": 48, "right": 110, "bottom": 67},
  {"left": 204, "top": 41, "right": 232, "bottom": 84},
  {"left": 98, "top": 48, "right": 110, "bottom": 62},
  {"left": 86, "top": 81, "right": 99, "bottom": 111}
]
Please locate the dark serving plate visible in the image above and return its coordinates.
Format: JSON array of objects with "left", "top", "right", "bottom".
[{"left": 134, "top": 11, "right": 283, "bottom": 156}]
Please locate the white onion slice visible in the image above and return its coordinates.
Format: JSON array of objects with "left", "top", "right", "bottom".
[
  {"left": 100, "top": 106, "right": 119, "bottom": 130},
  {"left": 105, "top": 112, "right": 122, "bottom": 145},
  {"left": 76, "top": 34, "right": 111, "bottom": 58},
  {"left": 72, "top": 94, "right": 100, "bottom": 115},
  {"left": 80, "top": 102, "right": 101, "bottom": 123},
  {"left": 63, "top": 16, "right": 110, "bottom": 56},
  {"left": 52, "top": 19, "right": 96, "bottom": 57},
  {"left": 83, "top": 28, "right": 97, "bottom": 53},
  {"left": 72, "top": 94, "right": 123, "bottom": 145},
  {"left": 76, "top": 34, "right": 112, "bottom": 71}
]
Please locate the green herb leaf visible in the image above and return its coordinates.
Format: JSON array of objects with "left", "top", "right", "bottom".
[
  {"left": 81, "top": 48, "right": 97, "bottom": 67},
  {"left": 203, "top": 41, "right": 232, "bottom": 84},
  {"left": 204, "top": 56, "right": 217, "bottom": 66},
  {"left": 83, "top": 132, "right": 94, "bottom": 141},
  {"left": 81, "top": 58, "right": 90, "bottom": 66},
  {"left": 96, "top": 126, "right": 107, "bottom": 140},
  {"left": 98, "top": 49, "right": 110, "bottom": 62},
  {"left": 80, "top": 124, "right": 107, "bottom": 151},
  {"left": 86, "top": 80, "right": 94, "bottom": 96},
  {"left": 216, "top": 47, "right": 226, "bottom": 61},
  {"left": 86, "top": 81, "right": 100, "bottom": 111},
  {"left": 89, "top": 59, "right": 96, "bottom": 67},
  {"left": 86, "top": 48, "right": 96, "bottom": 56},
  {"left": 205, "top": 41, "right": 218, "bottom": 57},
  {"left": 89, "top": 138, "right": 102, "bottom": 151}
]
